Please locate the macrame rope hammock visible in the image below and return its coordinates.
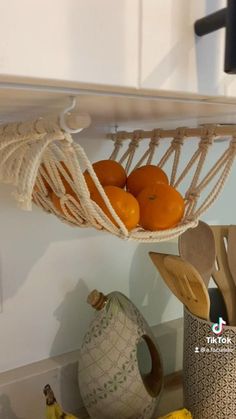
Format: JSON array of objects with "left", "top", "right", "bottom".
[{"left": 0, "top": 118, "right": 235, "bottom": 242}]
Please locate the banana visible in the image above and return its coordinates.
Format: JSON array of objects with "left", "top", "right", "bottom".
[
  {"left": 43, "top": 384, "right": 78, "bottom": 419},
  {"left": 158, "top": 408, "right": 192, "bottom": 419}
]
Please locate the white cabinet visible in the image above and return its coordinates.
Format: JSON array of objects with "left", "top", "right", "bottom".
[
  {"left": 2, "top": 0, "right": 236, "bottom": 98},
  {"left": 0, "top": 0, "right": 139, "bottom": 88},
  {"left": 140, "top": 0, "right": 236, "bottom": 97}
]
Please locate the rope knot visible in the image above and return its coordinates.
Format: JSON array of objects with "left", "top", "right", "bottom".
[
  {"left": 129, "top": 139, "right": 139, "bottom": 149},
  {"left": 63, "top": 133, "right": 73, "bottom": 144},
  {"left": 171, "top": 137, "right": 184, "bottom": 150},
  {"left": 185, "top": 190, "right": 200, "bottom": 202},
  {"left": 149, "top": 137, "right": 160, "bottom": 147},
  {"left": 129, "top": 131, "right": 142, "bottom": 149},
  {"left": 150, "top": 129, "right": 161, "bottom": 146},
  {"left": 199, "top": 136, "right": 214, "bottom": 151},
  {"left": 202, "top": 125, "right": 217, "bottom": 137},
  {"left": 114, "top": 131, "right": 126, "bottom": 142},
  {"left": 114, "top": 137, "right": 123, "bottom": 147},
  {"left": 132, "top": 130, "right": 143, "bottom": 140},
  {"left": 61, "top": 141, "right": 74, "bottom": 155},
  {"left": 230, "top": 136, "right": 236, "bottom": 151},
  {"left": 175, "top": 127, "right": 187, "bottom": 138}
]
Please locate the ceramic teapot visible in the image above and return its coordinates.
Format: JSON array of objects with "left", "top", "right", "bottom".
[{"left": 78, "top": 290, "right": 163, "bottom": 419}]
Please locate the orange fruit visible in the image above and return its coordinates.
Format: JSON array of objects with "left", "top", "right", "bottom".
[
  {"left": 83, "top": 160, "right": 126, "bottom": 194},
  {"left": 137, "top": 183, "right": 185, "bottom": 231},
  {"left": 92, "top": 185, "right": 140, "bottom": 231},
  {"left": 83, "top": 171, "right": 97, "bottom": 195},
  {"left": 51, "top": 191, "right": 63, "bottom": 214},
  {"left": 126, "top": 165, "right": 168, "bottom": 196}
]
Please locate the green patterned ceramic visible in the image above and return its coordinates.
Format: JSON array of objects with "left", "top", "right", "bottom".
[
  {"left": 78, "top": 290, "right": 163, "bottom": 419},
  {"left": 184, "top": 308, "right": 236, "bottom": 418}
]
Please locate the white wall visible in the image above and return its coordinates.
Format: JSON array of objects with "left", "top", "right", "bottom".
[
  {"left": 0, "top": 128, "right": 177, "bottom": 373},
  {"left": 0, "top": 125, "right": 235, "bottom": 373},
  {"left": 0, "top": 0, "right": 139, "bottom": 88},
  {"left": 141, "top": 0, "right": 236, "bottom": 96}
]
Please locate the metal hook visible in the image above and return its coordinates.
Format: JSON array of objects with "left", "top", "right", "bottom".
[{"left": 59, "top": 96, "right": 87, "bottom": 134}]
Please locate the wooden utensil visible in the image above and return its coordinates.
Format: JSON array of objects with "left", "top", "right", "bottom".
[
  {"left": 211, "top": 225, "right": 236, "bottom": 326},
  {"left": 149, "top": 252, "right": 210, "bottom": 320},
  {"left": 227, "top": 225, "right": 236, "bottom": 287},
  {"left": 178, "top": 220, "right": 215, "bottom": 287},
  {"left": 179, "top": 220, "right": 228, "bottom": 323}
]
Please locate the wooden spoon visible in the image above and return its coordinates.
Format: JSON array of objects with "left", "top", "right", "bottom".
[
  {"left": 211, "top": 225, "right": 236, "bottom": 326},
  {"left": 227, "top": 225, "right": 236, "bottom": 287},
  {"left": 149, "top": 252, "right": 210, "bottom": 320},
  {"left": 178, "top": 220, "right": 215, "bottom": 287},
  {"left": 179, "top": 220, "right": 228, "bottom": 323}
]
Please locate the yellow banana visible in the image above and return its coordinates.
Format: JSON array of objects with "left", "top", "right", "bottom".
[
  {"left": 43, "top": 384, "right": 78, "bottom": 419},
  {"left": 159, "top": 409, "right": 192, "bottom": 419},
  {"left": 158, "top": 408, "right": 192, "bottom": 419}
]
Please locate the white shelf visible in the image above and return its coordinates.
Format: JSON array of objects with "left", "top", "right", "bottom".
[{"left": 0, "top": 82, "right": 236, "bottom": 129}]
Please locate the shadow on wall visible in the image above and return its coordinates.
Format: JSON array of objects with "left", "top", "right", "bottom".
[
  {"left": 195, "top": 0, "right": 225, "bottom": 95},
  {"left": 142, "top": 0, "right": 226, "bottom": 95},
  {"left": 129, "top": 240, "right": 178, "bottom": 326},
  {"left": 141, "top": 0, "right": 192, "bottom": 91},
  {"left": 0, "top": 125, "right": 110, "bottom": 304},
  {"left": 155, "top": 321, "right": 180, "bottom": 375},
  {"left": 59, "top": 362, "right": 84, "bottom": 416},
  {"left": 0, "top": 394, "right": 25, "bottom": 419},
  {"left": 49, "top": 279, "right": 91, "bottom": 412},
  {"left": 0, "top": 186, "right": 98, "bottom": 304},
  {"left": 74, "top": 125, "right": 113, "bottom": 163},
  {"left": 50, "top": 279, "right": 91, "bottom": 357}
]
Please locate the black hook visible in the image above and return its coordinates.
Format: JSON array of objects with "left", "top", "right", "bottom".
[{"left": 194, "top": 0, "right": 236, "bottom": 74}]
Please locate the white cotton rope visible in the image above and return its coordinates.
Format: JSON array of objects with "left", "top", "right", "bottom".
[{"left": 0, "top": 118, "right": 236, "bottom": 242}]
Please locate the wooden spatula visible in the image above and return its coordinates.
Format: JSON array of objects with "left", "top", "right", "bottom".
[
  {"left": 149, "top": 252, "right": 210, "bottom": 320},
  {"left": 211, "top": 225, "right": 236, "bottom": 326},
  {"left": 227, "top": 225, "right": 236, "bottom": 287},
  {"left": 179, "top": 221, "right": 228, "bottom": 323},
  {"left": 178, "top": 220, "right": 215, "bottom": 287}
]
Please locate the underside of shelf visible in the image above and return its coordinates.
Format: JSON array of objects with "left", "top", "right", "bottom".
[{"left": 0, "top": 81, "right": 236, "bottom": 129}]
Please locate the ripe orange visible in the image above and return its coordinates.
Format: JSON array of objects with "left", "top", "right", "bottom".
[
  {"left": 83, "top": 160, "right": 126, "bottom": 194},
  {"left": 51, "top": 191, "right": 64, "bottom": 214},
  {"left": 92, "top": 185, "right": 140, "bottom": 231},
  {"left": 126, "top": 165, "right": 168, "bottom": 196},
  {"left": 137, "top": 183, "right": 185, "bottom": 231}
]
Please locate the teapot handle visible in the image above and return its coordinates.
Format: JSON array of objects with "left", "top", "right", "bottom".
[{"left": 137, "top": 334, "right": 163, "bottom": 398}]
